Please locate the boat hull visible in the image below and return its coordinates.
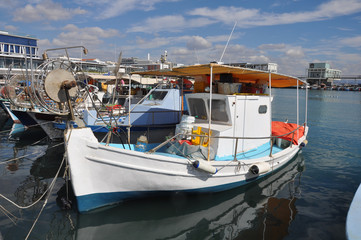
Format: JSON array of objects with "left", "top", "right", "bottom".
[
  {"left": 346, "top": 184, "right": 361, "bottom": 240},
  {"left": 65, "top": 127, "right": 307, "bottom": 213}
]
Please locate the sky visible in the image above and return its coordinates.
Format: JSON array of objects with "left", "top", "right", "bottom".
[{"left": 1, "top": 0, "right": 361, "bottom": 75}]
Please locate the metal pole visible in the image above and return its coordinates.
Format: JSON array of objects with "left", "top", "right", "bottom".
[
  {"left": 297, "top": 78, "right": 299, "bottom": 141},
  {"left": 305, "top": 84, "right": 308, "bottom": 126},
  {"left": 207, "top": 64, "right": 213, "bottom": 161},
  {"left": 128, "top": 74, "right": 132, "bottom": 144},
  {"left": 269, "top": 71, "right": 272, "bottom": 139}
]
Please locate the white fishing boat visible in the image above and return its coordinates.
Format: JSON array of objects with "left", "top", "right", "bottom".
[
  {"left": 63, "top": 63, "right": 309, "bottom": 213},
  {"left": 72, "top": 153, "right": 305, "bottom": 240}
]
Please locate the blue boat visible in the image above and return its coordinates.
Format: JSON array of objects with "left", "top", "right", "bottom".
[
  {"left": 54, "top": 88, "right": 184, "bottom": 140},
  {"left": 0, "top": 98, "right": 21, "bottom": 124}
]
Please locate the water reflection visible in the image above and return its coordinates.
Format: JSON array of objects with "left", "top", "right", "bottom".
[
  {"left": 0, "top": 132, "right": 65, "bottom": 239},
  {"left": 71, "top": 153, "right": 305, "bottom": 240}
]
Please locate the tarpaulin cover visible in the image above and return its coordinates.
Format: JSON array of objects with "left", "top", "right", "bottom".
[
  {"left": 272, "top": 121, "right": 304, "bottom": 145},
  {"left": 133, "top": 63, "right": 306, "bottom": 88}
]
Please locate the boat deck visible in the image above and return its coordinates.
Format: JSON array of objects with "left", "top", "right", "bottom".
[{"left": 105, "top": 140, "right": 285, "bottom": 161}]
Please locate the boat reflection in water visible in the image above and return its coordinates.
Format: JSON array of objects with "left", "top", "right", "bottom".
[{"left": 73, "top": 152, "right": 305, "bottom": 240}]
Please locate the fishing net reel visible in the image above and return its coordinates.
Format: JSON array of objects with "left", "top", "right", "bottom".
[
  {"left": 2, "top": 68, "right": 37, "bottom": 109},
  {"left": 32, "top": 58, "right": 89, "bottom": 115}
]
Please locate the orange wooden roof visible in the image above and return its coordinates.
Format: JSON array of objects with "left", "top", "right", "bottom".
[{"left": 132, "top": 63, "right": 306, "bottom": 88}]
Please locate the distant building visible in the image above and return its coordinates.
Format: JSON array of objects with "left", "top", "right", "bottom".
[
  {"left": 68, "top": 57, "right": 109, "bottom": 73},
  {"left": 226, "top": 62, "right": 278, "bottom": 73},
  {"left": 307, "top": 63, "right": 341, "bottom": 86},
  {"left": 120, "top": 51, "right": 183, "bottom": 74},
  {"left": 0, "top": 31, "right": 42, "bottom": 78}
]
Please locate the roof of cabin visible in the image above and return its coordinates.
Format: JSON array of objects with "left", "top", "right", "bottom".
[{"left": 132, "top": 63, "right": 306, "bottom": 88}]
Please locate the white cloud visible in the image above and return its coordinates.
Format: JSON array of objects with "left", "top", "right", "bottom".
[
  {"left": 13, "top": 0, "right": 87, "bottom": 22},
  {"left": 285, "top": 47, "right": 305, "bottom": 58},
  {"left": 127, "top": 15, "right": 215, "bottom": 33},
  {"left": 135, "top": 36, "right": 174, "bottom": 49},
  {"left": 128, "top": 15, "right": 185, "bottom": 33},
  {"left": 188, "top": 6, "right": 260, "bottom": 25},
  {"left": 46, "top": 24, "right": 119, "bottom": 48},
  {"left": 188, "top": 0, "right": 361, "bottom": 27},
  {"left": 79, "top": 0, "right": 179, "bottom": 19},
  {"left": 258, "top": 43, "right": 287, "bottom": 50},
  {"left": 339, "top": 35, "right": 361, "bottom": 47},
  {"left": 4, "top": 25, "right": 18, "bottom": 32},
  {"left": 186, "top": 36, "right": 212, "bottom": 50}
]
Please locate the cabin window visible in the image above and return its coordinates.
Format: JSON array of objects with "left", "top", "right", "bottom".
[
  {"left": 188, "top": 98, "right": 208, "bottom": 120},
  {"left": 259, "top": 105, "right": 267, "bottom": 114},
  {"left": 148, "top": 91, "right": 167, "bottom": 100},
  {"left": 208, "top": 99, "right": 229, "bottom": 122}
]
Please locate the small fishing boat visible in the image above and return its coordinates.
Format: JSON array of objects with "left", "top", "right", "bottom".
[
  {"left": 54, "top": 87, "right": 183, "bottom": 135},
  {"left": 2, "top": 46, "right": 91, "bottom": 141},
  {"left": 73, "top": 153, "right": 305, "bottom": 240},
  {"left": 346, "top": 184, "right": 361, "bottom": 240},
  {"left": 63, "top": 63, "right": 309, "bottom": 212},
  {"left": 0, "top": 98, "right": 22, "bottom": 124}
]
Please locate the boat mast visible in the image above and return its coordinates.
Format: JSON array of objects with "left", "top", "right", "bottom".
[
  {"left": 305, "top": 83, "right": 308, "bottom": 126},
  {"left": 269, "top": 71, "right": 273, "bottom": 140},
  {"left": 219, "top": 22, "right": 237, "bottom": 63},
  {"left": 207, "top": 64, "right": 214, "bottom": 161},
  {"left": 128, "top": 74, "right": 132, "bottom": 144},
  {"left": 297, "top": 77, "right": 299, "bottom": 140}
]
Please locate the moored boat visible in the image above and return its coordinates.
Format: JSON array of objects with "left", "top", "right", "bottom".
[
  {"left": 63, "top": 63, "right": 309, "bottom": 212},
  {"left": 73, "top": 152, "right": 305, "bottom": 239}
]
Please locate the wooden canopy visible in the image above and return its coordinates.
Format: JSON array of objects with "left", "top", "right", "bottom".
[{"left": 132, "top": 63, "right": 306, "bottom": 88}]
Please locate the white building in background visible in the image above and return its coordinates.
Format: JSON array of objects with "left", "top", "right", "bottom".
[
  {"left": 0, "top": 31, "right": 43, "bottom": 78},
  {"left": 226, "top": 62, "right": 278, "bottom": 73},
  {"left": 120, "top": 50, "right": 183, "bottom": 74},
  {"left": 307, "top": 63, "right": 341, "bottom": 86}
]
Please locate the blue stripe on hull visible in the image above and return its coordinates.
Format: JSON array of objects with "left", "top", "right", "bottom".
[
  {"left": 53, "top": 122, "right": 176, "bottom": 133},
  {"left": 76, "top": 179, "right": 254, "bottom": 213},
  {"left": 76, "top": 149, "right": 301, "bottom": 213}
]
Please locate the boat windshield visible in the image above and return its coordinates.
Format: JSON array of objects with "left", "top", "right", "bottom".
[
  {"left": 147, "top": 91, "right": 168, "bottom": 101},
  {"left": 188, "top": 98, "right": 208, "bottom": 120},
  {"left": 208, "top": 99, "right": 229, "bottom": 122}
]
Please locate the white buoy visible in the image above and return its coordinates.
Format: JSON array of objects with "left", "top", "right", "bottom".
[
  {"left": 193, "top": 160, "right": 218, "bottom": 174},
  {"left": 249, "top": 162, "right": 271, "bottom": 175}
]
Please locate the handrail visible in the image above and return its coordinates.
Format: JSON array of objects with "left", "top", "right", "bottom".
[
  {"left": 147, "top": 123, "right": 306, "bottom": 156},
  {"left": 181, "top": 123, "right": 305, "bottom": 140}
]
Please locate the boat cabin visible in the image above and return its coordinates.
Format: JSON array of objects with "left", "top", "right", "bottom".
[
  {"left": 180, "top": 93, "right": 271, "bottom": 159},
  {"left": 134, "top": 63, "right": 306, "bottom": 160},
  {"left": 119, "top": 88, "right": 182, "bottom": 126}
]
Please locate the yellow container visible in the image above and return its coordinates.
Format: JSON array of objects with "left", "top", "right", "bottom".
[
  {"left": 191, "top": 127, "right": 212, "bottom": 147},
  {"left": 191, "top": 127, "right": 202, "bottom": 145}
]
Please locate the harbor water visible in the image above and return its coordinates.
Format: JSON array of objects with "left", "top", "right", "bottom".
[{"left": 0, "top": 88, "right": 360, "bottom": 239}]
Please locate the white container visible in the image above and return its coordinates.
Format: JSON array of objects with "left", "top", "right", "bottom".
[
  {"left": 230, "top": 83, "right": 242, "bottom": 94},
  {"left": 181, "top": 115, "right": 195, "bottom": 123},
  {"left": 222, "top": 83, "right": 231, "bottom": 94},
  {"left": 218, "top": 82, "right": 224, "bottom": 94},
  {"left": 175, "top": 122, "right": 193, "bottom": 139}
]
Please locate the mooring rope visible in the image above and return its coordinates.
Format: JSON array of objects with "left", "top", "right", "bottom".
[
  {"left": 0, "top": 152, "right": 65, "bottom": 210},
  {"left": 24, "top": 154, "right": 65, "bottom": 240},
  {"left": 0, "top": 204, "right": 18, "bottom": 224},
  {"left": 0, "top": 120, "right": 60, "bottom": 136},
  {"left": 0, "top": 142, "right": 64, "bottom": 165}
]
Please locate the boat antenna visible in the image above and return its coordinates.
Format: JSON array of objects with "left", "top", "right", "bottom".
[
  {"left": 219, "top": 21, "right": 237, "bottom": 63},
  {"left": 112, "top": 51, "right": 122, "bottom": 105},
  {"left": 194, "top": 48, "right": 200, "bottom": 64}
]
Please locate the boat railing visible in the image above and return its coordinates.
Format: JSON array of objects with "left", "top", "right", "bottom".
[
  {"left": 125, "top": 81, "right": 168, "bottom": 116},
  {"left": 119, "top": 109, "right": 182, "bottom": 125},
  {"left": 148, "top": 122, "right": 306, "bottom": 158}
]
